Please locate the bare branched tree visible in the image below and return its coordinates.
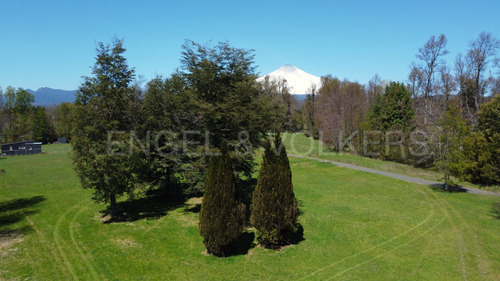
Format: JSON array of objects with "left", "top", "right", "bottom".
[
  {"left": 466, "top": 32, "right": 500, "bottom": 110},
  {"left": 408, "top": 63, "right": 424, "bottom": 98},
  {"left": 438, "top": 65, "right": 456, "bottom": 108},
  {"left": 367, "top": 74, "right": 383, "bottom": 107},
  {"left": 416, "top": 34, "right": 449, "bottom": 99}
]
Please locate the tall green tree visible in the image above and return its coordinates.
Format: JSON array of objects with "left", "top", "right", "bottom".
[
  {"left": 32, "top": 106, "right": 55, "bottom": 143},
  {"left": 72, "top": 39, "right": 137, "bottom": 217},
  {"left": 53, "top": 102, "right": 74, "bottom": 140},
  {"left": 461, "top": 95, "right": 500, "bottom": 185},
  {"left": 2, "top": 87, "right": 35, "bottom": 142},
  {"left": 14, "top": 88, "right": 35, "bottom": 141},
  {"left": 180, "top": 41, "right": 275, "bottom": 177},
  {"left": 435, "top": 101, "right": 468, "bottom": 189},
  {"left": 136, "top": 75, "right": 191, "bottom": 195},
  {"left": 363, "top": 82, "right": 414, "bottom": 162},
  {"left": 14, "top": 88, "right": 35, "bottom": 114},
  {"left": 368, "top": 82, "right": 414, "bottom": 131},
  {"left": 251, "top": 134, "right": 300, "bottom": 248},
  {"left": 198, "top": 151, "right": 245, "bottom": 257}
]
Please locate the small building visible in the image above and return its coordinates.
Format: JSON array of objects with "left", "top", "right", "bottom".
[
  {"left": 1, "top": 141, "right": 42, "bottom": 156},
  {"left": 57, "top": 138, "right": 68, "bottom": 144}
]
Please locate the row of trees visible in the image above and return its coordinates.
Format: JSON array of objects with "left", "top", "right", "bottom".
[
  {"left": 295, "top": 31, "right": 500, "bottom": 187},
  {"left": 72, "top": 40, "right": 300, "bottom": 256},
  {"left": 0, "top": 87, "right": 73, "bottom": 143}
]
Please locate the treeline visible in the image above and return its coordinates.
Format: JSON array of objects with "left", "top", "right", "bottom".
[
  {"left": 0, "top": 87, "right": 73, "bottom": 143},
  {"left": 293, "top": 32, "right": 500, "bottom": 187}
]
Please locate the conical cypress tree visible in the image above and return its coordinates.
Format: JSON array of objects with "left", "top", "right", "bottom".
[
  {"left": 251, "top": 134, "right": 300, "bottom": 248},
  {"left": 199, "top": 151, "right": 245, "bottom": 257}
]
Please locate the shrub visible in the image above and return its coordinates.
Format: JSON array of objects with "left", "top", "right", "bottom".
[
  {"left": 198, "top": 151, "right": 245, "bottom": 257},
  {"left": 251, "top": 134, "right": 300, "bottom": 248}
]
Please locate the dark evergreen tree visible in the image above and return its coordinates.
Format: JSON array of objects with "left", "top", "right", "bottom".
[
  {"left": 199, "top": 151, "right": 245, "bottom": 257},
  {"left": 461, "top": 95, "right": 500, "bottom": 185},
  {"left": 180, "top": 41, "right": 278, "bottom": 178},
  {"left": 368, "top": 82, "right": 414, "bottom": 132},
  {"left": 362, "top": 82, "right": 415, "bottom": 163},
  {"left": 251, "top": 134, "right": 300, "bottom": 248},
  {"left": 72, "top": 39, "right": 137, "bottom": 218}
]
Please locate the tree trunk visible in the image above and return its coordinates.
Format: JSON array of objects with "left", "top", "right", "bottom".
[
  {"left": 475, "top": 73, "right": 481, "bottom": 111},
  {"left": 110, "top": 192, "right": 118, "bottom": 218}
]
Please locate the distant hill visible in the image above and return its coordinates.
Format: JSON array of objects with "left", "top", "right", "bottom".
[
  {"left": 27, "top": 87, "right": 76, "bottom": 106},
  {"left": 257, "top": 65, "right": 322, "bottom": 95}
]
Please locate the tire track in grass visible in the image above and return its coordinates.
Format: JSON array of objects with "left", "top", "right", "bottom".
[
  {"left": 447, "top": 206, "right": 490, "bottom": 279},
  {"left": 326, "top": 217, "right": 446, "bottom": 280},
  {"left": 426, "top": 190, "right": 469, "bottom": 281},
  {"left": 53, "top": 202, "right": 83, "bottom": 280},
  {"left": 69, "top": 206, "right": 100, "bottom": 281},
  {"left": 291, "top": 154, "right": 486, "bottom": 280},
  {"left": 431, "top": 191, "right": 491, "bottom": 280},
  {"left": 71, "top": 211, "right": 119, "bottom": 281},
  {"left": 25, "top": 217, "right": 68, "bottom": 280},
  {"left": 323, "top": 186, "right": 450, "bottom": 280},
  {"left": 299, "top": 186, "right": 439, "bottom": 280}
]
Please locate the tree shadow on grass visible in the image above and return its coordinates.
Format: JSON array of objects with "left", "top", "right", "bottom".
[
  {"left": 0, "top": 227, "right": 33, "bottom": 238},
  {"left": 0, "top": 210, "right": 40, "bottom": 226},
  {"left": 284, "top": 223, "right": 305, "bottom": 246},
  {"left": 102, "top": 190, "right": 187, "bottom": 223},
  {"left": 0, "top": 196, "right": 46, "bottom": 237},
  {"left": 0, "top": 196, "right": 46, "bottom": 213},
  {"left": 430, "top": 183, "right": 468, "bottom": 193},
  {"left": 228, "top": 231, "right": 256, "bottom": 256},
  {"left": 212, "top": 231, "right": 256, "bottom": 257},
  {"left": 260, "top": 224, "right": 306, "bottom": 250}
]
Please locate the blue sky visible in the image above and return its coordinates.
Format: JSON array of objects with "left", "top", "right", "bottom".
[{"left": 1, "top": 0, "right": 499, "bottom": 90}]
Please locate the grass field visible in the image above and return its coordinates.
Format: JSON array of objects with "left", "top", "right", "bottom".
[{"left": 1, "top": 144, "right": 500, "bottom": 280}]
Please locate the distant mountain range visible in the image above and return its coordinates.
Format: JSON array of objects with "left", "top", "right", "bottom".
[
  {"left": 27, "top": 87, "right": 76, "bottom": 106},
  {"left": 257, "top": 65, "right": 322, "bottom": 98},
  {"left": 27, "top": 66, "right": 319, "bottom": 106}
]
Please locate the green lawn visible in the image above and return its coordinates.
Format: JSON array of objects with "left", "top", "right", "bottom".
[
  {"left": 282, "top": 132, "right": 500, "bottom": 192},
  {"left": 1, "top": 144, "right": 500, "bottom": 280}
]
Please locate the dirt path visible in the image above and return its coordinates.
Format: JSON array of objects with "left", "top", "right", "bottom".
[{"left": 288, "top": 154, "right": 500, "bottom": 197}]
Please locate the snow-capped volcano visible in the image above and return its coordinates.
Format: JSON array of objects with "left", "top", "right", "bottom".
[{"left": 257, "top": 65, "right": 321, "bottom": 95}]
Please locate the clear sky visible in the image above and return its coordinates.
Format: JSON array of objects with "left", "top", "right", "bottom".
[{"left": 1, "top": 0, "right": 499, "bottom": 91}]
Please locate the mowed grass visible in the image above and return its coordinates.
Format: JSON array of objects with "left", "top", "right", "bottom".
[
  {"left": 1, "top": 144, "right": 500, "bottom": 280},
  {"left": 282, "top": 132, "right": 500, "bottom": 192}
]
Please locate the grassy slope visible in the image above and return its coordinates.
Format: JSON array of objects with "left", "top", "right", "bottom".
[
  {"left": 0, "top": 144, "right": 499, "bottom": 280},
  {"left": 282, "top": 132, "right": 500, "bottom": 192}
]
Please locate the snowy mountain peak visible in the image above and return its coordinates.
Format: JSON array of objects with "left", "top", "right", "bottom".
[
  {"left": 280, "top": 64, "right": 299, "bottom": 72},
  {"left": 257, "top": 65, "right": 321, "bottom": 95}
]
